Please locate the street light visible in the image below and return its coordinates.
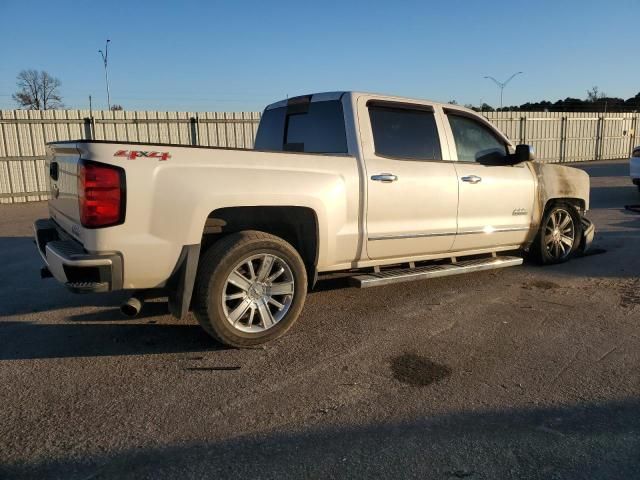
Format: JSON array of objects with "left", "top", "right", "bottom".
[
  {"left": 98, "top": 39, "right": 111, "bottom": 110},
  {"left": 483, "top": 71, "right": 523, "bottom": 109}
]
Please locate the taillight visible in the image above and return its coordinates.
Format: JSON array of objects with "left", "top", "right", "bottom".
[{"left": 78, "top": 161, "right": 125, "bottom": 228}]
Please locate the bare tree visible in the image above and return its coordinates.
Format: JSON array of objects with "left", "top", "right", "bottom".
[
  {"left": 586, "top": 86, "right": 606, "bottom": 103},
  {"left": 12, "top": 70, "right": 63, "bottom": 110}
]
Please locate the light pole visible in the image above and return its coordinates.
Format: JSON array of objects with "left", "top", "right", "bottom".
[
  {"left": 483, "top": 71, "right": 523, "bottom": 109},
  {"left": 98, "top": 39, "right": 111, "bottom": 110}
]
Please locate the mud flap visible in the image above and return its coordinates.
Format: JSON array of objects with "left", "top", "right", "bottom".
[
  {"left": 579, "top": 217, "right": 595, "bottom": 252},
  {"left": 167, "top": 244, "right": 201, "bottom": 320}
]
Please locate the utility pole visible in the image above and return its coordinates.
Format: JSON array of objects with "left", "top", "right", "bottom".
[
  {"left": 98, "top": 39, "right": 111, "bottom": 110},
  {"left": 483, "top": 71, "right": 523, "bottom": 109},
  {"left": 88, "top": 95, "right": 94, "bottom": 139}
]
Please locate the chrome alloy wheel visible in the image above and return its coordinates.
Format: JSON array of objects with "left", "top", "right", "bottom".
[
  {"left": 222, "top": 253, "right": 295, "bottom": 333},
  {"left": 544, "top": 208, "right": 575, "bottom": 260}
]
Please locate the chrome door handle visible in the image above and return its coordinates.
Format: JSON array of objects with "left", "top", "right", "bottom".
[
  {"left": 371, "top": 173, "right": 398, "bottom": 183},
  {"left": 461, "top": 175, "right": 482, "bottom": 184}
]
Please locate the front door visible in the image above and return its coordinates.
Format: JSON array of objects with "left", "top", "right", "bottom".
[
  {"left": 361, "top": 100, "right": 459, "bottom": 260},
  {"left": 444, "top": 113, "right": 535, "bottom": 251}
]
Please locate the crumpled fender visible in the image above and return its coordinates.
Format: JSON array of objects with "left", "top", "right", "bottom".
[{"left": 524, "top": 162, "right": 591, "bottom": 246}]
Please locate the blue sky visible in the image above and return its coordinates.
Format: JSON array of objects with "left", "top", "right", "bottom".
[{"left": 1, "top": 0, "right": 638, "bottom": 111}]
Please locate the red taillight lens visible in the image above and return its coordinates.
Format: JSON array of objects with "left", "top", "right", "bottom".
[{"left": 78, "top": 162, "right": 124, "bottom": 228}]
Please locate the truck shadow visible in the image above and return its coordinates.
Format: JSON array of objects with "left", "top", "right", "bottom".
[{"left": 0, "top": 320, "right": 225, "bottom": 360}]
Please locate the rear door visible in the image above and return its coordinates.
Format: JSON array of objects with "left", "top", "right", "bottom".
[
  {"left": 444, "top": 112, "right": 535, "bottom": 251},
  {"left": 359, "top": 98, "right": 459, "bottom": 260}
]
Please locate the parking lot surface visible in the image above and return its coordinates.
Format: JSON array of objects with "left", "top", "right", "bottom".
[{"left": 1, "top": 160, "right": 639, "bottom": 479}]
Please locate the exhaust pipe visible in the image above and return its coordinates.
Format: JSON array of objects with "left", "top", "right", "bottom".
[{"left": 121, "top": 295, "right": 143, "bottom": 317}]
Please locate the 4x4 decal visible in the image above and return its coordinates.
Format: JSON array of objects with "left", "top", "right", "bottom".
[{"left": 114, "top": 150, "right": 171, "bottom": 161}]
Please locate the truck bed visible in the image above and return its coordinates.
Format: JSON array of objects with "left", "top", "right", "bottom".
[{"left": 44, "top": 140, "right": 360, "bottom": 289}]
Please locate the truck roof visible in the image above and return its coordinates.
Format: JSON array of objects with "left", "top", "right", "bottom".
[
  {"left": 264, "top": 91, "right": 477, "bottom": 115},
  {"left": 264, "top": 91, "right": 509, "bottom": 146}
]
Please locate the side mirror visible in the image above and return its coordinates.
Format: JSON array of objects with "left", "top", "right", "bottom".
[{"left": 514, "top": 144, "right": 536, "bottom": 163}]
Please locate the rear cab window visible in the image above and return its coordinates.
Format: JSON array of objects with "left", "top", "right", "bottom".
[
  {"left": 368, "top": 103, "right": 442, "bottom": 160},
  {"left": 255, "top": 98, "right": 348, "bottom": 154}
]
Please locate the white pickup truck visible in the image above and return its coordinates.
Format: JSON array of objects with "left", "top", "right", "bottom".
[{"left": 35, "top": 91, "right": 595, "bottom": 347}]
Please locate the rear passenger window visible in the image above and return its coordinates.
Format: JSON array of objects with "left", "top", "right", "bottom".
[
  {"left": 254, "top": 100, "right": 348, "bottom": 154},
  {"left": 368, "top": 105, "right": 442, "bottom": 160}
]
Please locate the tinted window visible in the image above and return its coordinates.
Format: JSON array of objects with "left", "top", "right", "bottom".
[
  {"left": 254, "top": 107, "right": 286, "bottom": 151},
  {"left": 254, "top": 100, "right": 348, "bottom": 154},
  {"left": 448, "top": 114, "right": 506, "bottom": 163},
  {"left": 368, "top": 105, "right": 442, "bottom": 160}
]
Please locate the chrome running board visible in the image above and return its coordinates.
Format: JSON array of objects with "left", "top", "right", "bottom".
[{"left": 350, "top": 256, "right": 523, "bottom": 288}]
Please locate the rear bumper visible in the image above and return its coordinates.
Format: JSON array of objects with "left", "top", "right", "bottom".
[
  {"left": 34, "top": 218, "right": 123, "bottom": 293},
  {"left": 580, "top": 217, "right": 595, "bottom": 252}
]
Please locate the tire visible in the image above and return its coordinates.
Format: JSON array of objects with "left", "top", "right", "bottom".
[
  {"left": 529, "top": 202, "right": 583, "bottom": 265},
  {"left": 193, "top": 230, "right": 307, "bottom": 348}
]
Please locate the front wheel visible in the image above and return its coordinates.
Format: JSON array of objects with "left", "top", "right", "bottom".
[
  {"left": 193, "top": 231, "right": 307, "bottom": 347},
  {"left": 529, "top": 203, "right": 582, "bottom": 265}
]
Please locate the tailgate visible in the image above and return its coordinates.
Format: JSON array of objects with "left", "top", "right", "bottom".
[{"left": 46, "top": 142, "right": 82, "bottom": 240}]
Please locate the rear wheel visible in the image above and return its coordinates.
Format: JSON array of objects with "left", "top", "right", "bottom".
[
  {"left": 529, "top": 203, "right": 582, "bottom": 265},
  {"left": 194, "top": 231, "right": 307, "bottom": 347}
]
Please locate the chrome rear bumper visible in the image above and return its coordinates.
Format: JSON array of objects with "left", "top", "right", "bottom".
[{"left": 34, "top": 219, "right": 123, "bottom": 293}]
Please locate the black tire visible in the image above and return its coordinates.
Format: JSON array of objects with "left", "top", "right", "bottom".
[
  {"left": 193, "top": 230, "right": 307, "bottom": 348},
  {"left": 529, "top": 202, "right": 583, "bottom": 265}
]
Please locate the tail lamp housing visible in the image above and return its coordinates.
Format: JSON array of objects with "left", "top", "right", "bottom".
[{"left": 78, "top": 161, "right": 126, "bottom": 228}]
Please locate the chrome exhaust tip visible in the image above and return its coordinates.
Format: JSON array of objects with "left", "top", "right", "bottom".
[{"left": 120, "top": 296, "right": 143, "bottom": 317}]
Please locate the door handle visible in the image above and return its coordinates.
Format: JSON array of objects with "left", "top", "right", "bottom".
[
  {"left": 461, "top": 175, "right": 482, "bottom": 184},
  {"left": 371, "top": 173, "right": 398, "bottom": 183}
]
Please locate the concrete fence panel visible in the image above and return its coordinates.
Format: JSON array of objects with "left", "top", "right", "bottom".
[{"left": 0, "top": 109, "right": 637, "bottom": 203}]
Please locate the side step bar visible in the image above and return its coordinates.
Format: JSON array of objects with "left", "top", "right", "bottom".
[{"left": 350, "top": 256, "right": 523, "bottom": 288}]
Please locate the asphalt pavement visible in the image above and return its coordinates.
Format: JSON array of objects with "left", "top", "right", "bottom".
[{"left": 0, "top": 160, "right": 639, "bottom": 479}]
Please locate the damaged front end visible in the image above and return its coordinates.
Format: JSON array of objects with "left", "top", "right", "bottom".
[{"left": 526, "top": 161, "right": 596, "bottom": 254}]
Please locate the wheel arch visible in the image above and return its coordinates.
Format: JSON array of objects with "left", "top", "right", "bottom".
[
  {"left": 526, "top": 197, "right": 584, "bottom": 264},
  {"left": 543, "top": 197, "right": 586, "bottom": 215},
  {"left": 201, "top": 206, "right": 320, "bottom": 284},
  {"left": 524, "top": 196, "right": 585, "bottom": 253},
  {"left": 166, "top": 205, "right": 320, "bottom": 320}
]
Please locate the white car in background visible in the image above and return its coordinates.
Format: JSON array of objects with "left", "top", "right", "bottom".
[{"left": 632, "top": 146, "right": 640, "bottom": 192}]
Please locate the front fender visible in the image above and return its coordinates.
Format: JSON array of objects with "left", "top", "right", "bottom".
[{"left": 524, "top": 162, "right": 591, "bottom": 247}]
